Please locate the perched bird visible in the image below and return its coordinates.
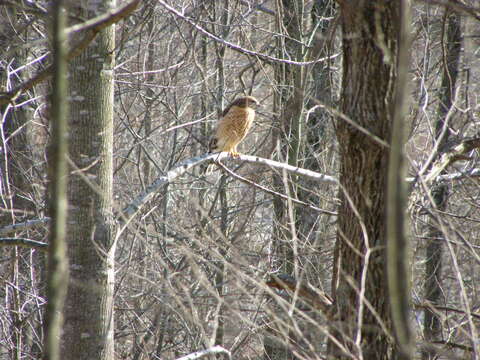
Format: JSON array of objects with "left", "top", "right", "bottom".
[{"left": 206, "top": 96, "right": 259, "bottom": 173}]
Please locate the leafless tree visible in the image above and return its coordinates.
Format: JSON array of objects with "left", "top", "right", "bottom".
[{"left": 1, "top": 1, "right": 480, "bottom": 360}]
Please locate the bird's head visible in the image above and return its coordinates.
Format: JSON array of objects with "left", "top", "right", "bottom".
[{"left": 233, "top": 96, "right": 260, "bottom": 109}]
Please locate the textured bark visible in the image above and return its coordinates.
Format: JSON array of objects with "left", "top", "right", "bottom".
[
  {"left": 330, "top": 2, "right": 400, "bottom": 359},
  {"left": 62, "top": 1, "right": 116, "bottom": 359},
  {"left": 464, "top": 1, "right": 480, "bottom": 120}
]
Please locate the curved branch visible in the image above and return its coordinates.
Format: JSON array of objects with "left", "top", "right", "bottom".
[
  {"left": 2, "top": 162, "right": 478, "bottom": 236},
  {"left": 175, "top": 345, "right": 231, "bottom": 360},
  {"left": 424, "top": 138, "right": 480, "bottom": 183},
  {"left": 0, "top": 0, "right": 140, "bottom": 106},
  {"left": 121, "top": 152, "right": 338, "bottom": 220},
  {"left": 157, "top": 0, "right": 337, "bottom": 66},
  {"left": 265, "top": 274, "right": 333, "bottom": 316},
  {"left": 217, "top": 162, "right": 337, "bottom": 216},
  {"left": 0, "top": 237, "right": 48, "bottom": 251},
  {"left": 418, "top": 0, "right": 480, "bottom": 21}
]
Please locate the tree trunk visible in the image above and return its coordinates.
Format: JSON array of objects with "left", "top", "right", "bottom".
[
  {"left": 271, "top": 0, "right": 305, "bottom": 278},
  {"left": 266, "top": 1, "right": 306, "bottom": 359},
  {"left": 422, "top": 9, "right": 461, "bottom": 360},
  {"left": 44, "top": 1, "right": 69, "bottom": 358},
  {"left": 62, "top": 1, "right": 116, "bottom": 359},
  {"left": 297, "top": 0, "right": 334, "bottom": 248},
  {"left": 386, "top": 2, "right": 412, "bottom": 359},
  {"left": 329, "top": 2, "right": 400, "bottom": 359}
]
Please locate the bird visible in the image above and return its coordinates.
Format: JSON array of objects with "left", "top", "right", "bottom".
[{"left": 206, "top": 96, "right": 259, "bottom": 172}]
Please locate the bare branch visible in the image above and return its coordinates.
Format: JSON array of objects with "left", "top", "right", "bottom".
[
  {"left": 414, "top": 302, "right": 480, "bottom": 320},
  {"left": 175, "top": 345, "right": 231, "bottom": 360},
  {"left": 121, "top": 153, "right": 338, "bottom": 220},
  {"left": 265, "top": 274, "right": 333, "bottom": 317},
  {"left": 157, "top": 0, "right": 337, "bottom": 66},
  {"left": 0, "top": 237, "right": 48, "bottom": 251},
  {"left": 0, "top": 0, "right": 140, "bottom": 106},
  {"left": 417, "top": 0, "right": 480, "bottom": 21},
  {"left": 0, "top": 218, "right": 50, "bottom": 236},
  {"left": 434, "top": 168, "right": 480, "bottom": 182},
  {"left": 238, "top": 0, "right": 275, "bottom": 15},
  {"left": 216, "top": 162, "right": 337, "bottom": 216},
  {"left": 2, "top": 165, "right": 477, "bottom": 236},
  {"left": 424, "top": 138, "right": 480, "bottom": 183}
]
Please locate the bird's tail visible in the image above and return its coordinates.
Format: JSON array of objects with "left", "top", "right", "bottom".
[
  {"left": 204, "top": 137, "right": 220, "bottom": 174},
  {"left": 204, "top": 162, "right": 218, "bottom": 174}
]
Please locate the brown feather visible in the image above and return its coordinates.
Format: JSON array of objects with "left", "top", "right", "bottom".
[
  {"left": 205, "top": 96, "right": 259, "bottom": 174},
  {"left": 209, "top": 96, "right": 259, "bottom": 155}
]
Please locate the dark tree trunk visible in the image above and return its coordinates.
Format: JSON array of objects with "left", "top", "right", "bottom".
[{"left": 329, "top": 2, "right": 400, "bottom": 359}]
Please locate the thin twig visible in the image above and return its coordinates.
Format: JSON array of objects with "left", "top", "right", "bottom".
[
  {"left": 175, "top": 345, "right": 231, "bottom": 360},
  {"left": 216, "top": 162, "right": 337, "bottom": 216},
  {"left": 0, "top": 0, "right": 140, "bottom": 106},
  {"left": 157, "top": 0, "right": 337, "bottom": 67},
  {"left": 121, "top": 152, "right": 338, "bottom": 220}
]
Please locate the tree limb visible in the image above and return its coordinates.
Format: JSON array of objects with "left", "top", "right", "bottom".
[
  {"left": 216, "top": 162, "right": 337, "bottom": 216},
  {"left": 1, "top": 162, "right": 478, "bottom": 237},
  {"left": 0, "top": 218, "right": 50, "bottom": 236},
  {"left": 121, "top": 152, "right": 338, "bottom": 220},
  {"left": 175, "top": 345, "right": 231, "bottom": 360},
  {"left": 424, "top": 138, "right": 480, "bottom": 183},
  {"left": 0, "top": 237, "right": 48, "bottom": 251},
  {"left": 157, "top": 0, "right": 337, "bottom": 66},
  {"left": 0, "top": 0, "right": 140, "bottom": 106},
  {"left": 417, "top": 0, "right": 480, "bottom": 21},
  {"left": 265, "top": 274, "right": 333, "bottom": 317}
]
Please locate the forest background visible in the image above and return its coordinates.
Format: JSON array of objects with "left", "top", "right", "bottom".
[{"left": 1, "top": 0, "right": 480, "bottom": 359}]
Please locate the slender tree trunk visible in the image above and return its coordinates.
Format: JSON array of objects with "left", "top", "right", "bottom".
[
  {"left": 271, "top": 0, "right": 304, "bottom": 278},
  {"left": 44, "top": 1, "right": 69, "bottom": 358},
  {"left": 297, "top": 0, "right": 334, "bottom": 248},
  {"left": 386, "top": 2, "right": 412, "bottom": 359},
  {"left": 266, "top": 2, "right": 307, "bottom": 359},
  {"left": 62, "top": 1, "right": 116, "bottom": 359},
  {"left": 329, "top": 2, "right": 400, "bottom": 359},
  {"left": 212, "top": 2, "right": 230, "bottom": 351},
  {"left": 422, "top": 9, "right": 461, "bottom": 360}
]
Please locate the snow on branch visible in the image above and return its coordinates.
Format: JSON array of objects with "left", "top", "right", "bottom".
[
  {"left": 0, "top": 218, "right": 50, "bottom": 236},
  {"left": 121, "top": 152, "right": 338, "bottom": 220},
  {"left": 0, "top": 237, "right": 48, "bottom": 251},
  {"left": 174, "top": 346, "right": 231, "bottom": 360},
  {"left": 2, "top": 151, "right": 478, "bottom": 237},
  {"left": 217, "top": 162, "right": 337, "bottom": 215},
  {"left": 423, "top": 138, "right": 480, "bottom": 183},
  {"left": 0, "top": 154, "right": 335, "bottom": 236}
]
